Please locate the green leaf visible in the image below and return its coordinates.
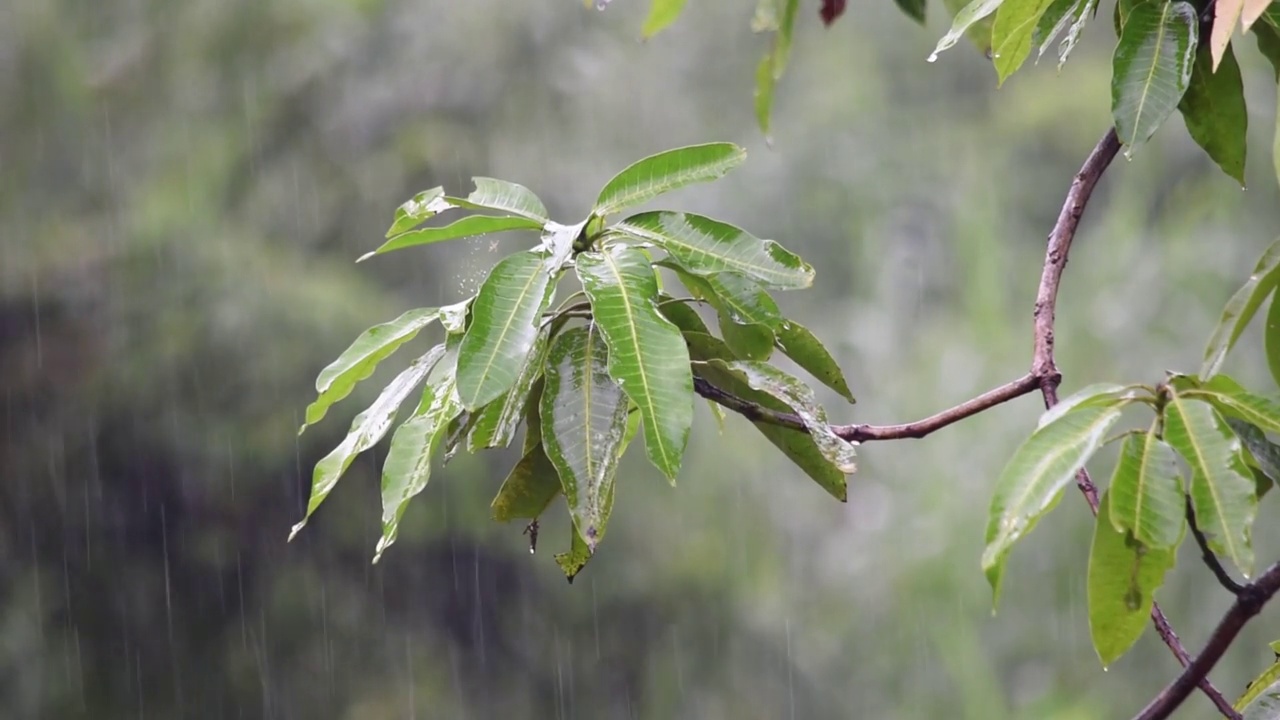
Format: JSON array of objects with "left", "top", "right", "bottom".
[
  {"left": 448, "top": 177, "right": 549, "bottom": 223},
  {"left": 1227, "top": 418, "right": 1280, "bottom": 497},
  {"left": 773, "top": 0, "right": 801, "bottom": 78},
  {"left": 982, "top": 402, "right": 1126, "bottom": 604},
  {"left": 540, "top": 325, "right": 631, "bottom": 551},
  {"left": 1163, "top": 391, "right": 1257, "bottom": 576},
  {"left": 439, "top": 298, "right": 472, "bottom": 335},
  {"left": 1088, "top": 491, "right": 1178, "bottom": 668},
  {"left": 895, "top": 0, "right": 928, "bottom": 24},
  {"left": 1201, "top": 237, "right": 1280, "bottom": 378},
  {"left": 468, "top": 325, "right": 551, "bottom": 451},
  {"left": 704, "top": 359, "right": 858, "bottom": 474},
  {"left": 1255, "top": 22, "right": 1280, "bottom": 81},
  {"left": 593, "top": 143, "right": 747, "bottom": 218},
  {"left": 300, "top": 308, "right": 440, "bottom": 433},
  {"left": 1108, "top": 429, "right": 1184, "bottom": 549},
  {"left": 616, "top": 211, "right": 814, "bottom": 289},
  {"left": 1034, "top": 0, "right": 1083, "bottom": 61},
  {"left": 1054, "top": 0, "right": 1097, "bottom": 67},
  {"left": 1268, "top": 291, "right": 1280, "bottom": 391},
  {"left": 490, "top": 380, "right": 561, "bottom": 522},
  {"left": 992, "top": 0, "right": 1060, "bottom": 84},
  {"left": 386, "top": 187, "right": 455, "bottom": 238},
  {"left": 1235, "top": 659, "right": 1280, "bottom": 714},
  {"left": 931, "top": 0, "right": 1004, "bottom": 61},
  {"left": 555, "top": 516, "right": 596, "bottom": 582},
  {"left": 361, "top": 215, "right": 544, "bottom": 261},
  {"left": 577, "top": 245, "right": 693, "bottom": 480},
  {"left": 290, "top": 346, "right": 446, "bottom": 540},
  {"left": 1036, "top": 383, "right": 1138, "bottom": 430},
  {"left": 375, "top": 363, "right": 465, "bottom": 562},
  {"left": 774, "top": 321, "right": 855, "bottom": 403},
  {"left": 656, "top": 297, "right": 711, "bottom": 335},
  {"left": 1178, "top": 43, "right": 1248, "bottom": 185},
  {"left": 1111, "top": 1, "right": 1198, "bottom": 157},
  {"left": 456, "top": 250, "right": 559, "bottom": 410},
  {"left": 1188, "top": 374, "right": 1280, "bottom": 434},
  {"left": 642, "top": 0, "right": 688, "bottom": 37},
  {"left": 754, "top": 52, "right": 778, "bottom": 136}
]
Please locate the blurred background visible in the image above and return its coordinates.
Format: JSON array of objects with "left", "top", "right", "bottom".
[{"left": 4, "top": 0, "right": 1280, "bottom": 717}]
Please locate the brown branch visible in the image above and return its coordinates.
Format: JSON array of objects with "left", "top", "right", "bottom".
[
  {"left": 1187, "top": 494, "right": 1246, "bottom": 596},
  {"left": 1133, "top": 562, "right": 1280, "bottom": 720}
]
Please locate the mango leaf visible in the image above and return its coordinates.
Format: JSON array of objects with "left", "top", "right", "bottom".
[
  {"left": 1257, "top": 22, "right": 1280, "bottom": 80},
  {"left": 1108, "top": 429, "right": 1184, "bottom": 549},
  {"left": 439, "top": 298, "right": 472, "bottom": 335},
  {"left": 577, "top": 245, "right": 693, "bottom": 480},
  {"left": 1268, "top": 292, "right": 1280, "bottom": 391},
  {"left": 656, "top": 297, "right": 711, "bottom": 335},
  {"left": 456, "top": 250, "right": 559, "bottom": 411},
  {"left": 1235, "top": 656, "right": 1280, "bottom": 714},
  {"left": 775, "top": 321, "right": 855, "bottom": 403},
  {"left": 642, "top": 0, "right": 688, "bottom": 36},
  {"left": 386, "top": 187, "right": 455, "bottom": 238},
  {"left": 1088, "top": 491, "right": 1179, "bottom": 668},
  {"left": 447, "top": 177, "right": 549, "bottom": 223},
  {"left": 1212, "top": 0, "right": 1246, "bottom": 71},
  {"left": 1163, "top": 391, "right": 1257, "bottom": 576},
  {"left": 375, "top": 363, "right": 465, "bottom": 562},
  {"left": 982, "top": 402, "right": 1127, "bottom": 604},
  {"left": 468, "top": 325, "right": 551, "bottom": 451},
  {"left": 555, "top": 514, "right": 596, "bottom": 582},
  {"left": 896, "top": 0, "right": 928, "bottom": 23},
  {"left": 931, "top": 0, "right": 1004, "bottom": 61},
  {"left": 1201, "top": 237, "right": 1280, "bottom": 378},
  {"left": 1178, "top": 43, "right": 1248, "bottom": 185},
  {"left": 290, "top": 346, "right": 446, "bottom": 540},
  {"left": 300, "top": 307, "right": 440, "bottom": 433},
  {"left": 1111, "top": 1, "right": 1198, "bottom": 157},
  {"left": 992, "top": 0, "right": 1061, "bottom": 83},
  {"left": 1188, "top": 374, "right": 1280, "bottom": 434},
  {"left": 491, "top": 380, "right": 561, "bottom": 522},
  {"left": 593, "top": 143, "right": 747, "bottom": 218},
  {"left": 616, "top": 211, "right": 814, "bottom": 290},
  {"left": 1228, "top": 419, "right": 1280, "bottom": 497},
  {"left": 772, "top": 0, "right": 801, "bottom": 78},
  {"left": 1034, "top": 0, "right": 1083, "bottom": 61},
  {"left": 540, "top": 325, "right": 630, "bottom": 552},
  {"left": 754, "top": 52, "right": 778, "bottom": 136},
  {"left": 668, "top": 266, "right": 782, "bottom": 360},
  {"left": 704, "top": 359, "right": 858, "bottom": 474},
  {"left": 360, "top": 215, "right": 544, "bottom": 261},
  {"left": 1037, "top": 383, "right": 1138, "bottom": 430},
  {"left": 1057, "top": 0, "right": 1097, "bottom": 66}
]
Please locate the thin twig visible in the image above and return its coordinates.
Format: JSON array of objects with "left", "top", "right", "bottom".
[
  {"left": 1134, "top": 562, "right": 1280, "bottom": 720},
  {"left": 1187, "top": 494, "right": 1246, "bottom": 596}
]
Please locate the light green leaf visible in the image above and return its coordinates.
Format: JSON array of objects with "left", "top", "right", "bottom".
[
  {"left": 931, "top": 0, "right": 1004, "bottom": 61},
  {"left": 1088, "top": 491, "right": 1178, "bottom": 668},
  {"left": 300, "top": 308, "right": 440, "bottom": 433},
  {"left": 593, "top": 143, "right": 747, "bottom": 218},
  {"left": 375, "top": 364, "right": 465, "bottom": 562},
  {"left": 468, "top": 325, "right": 550, "bottom": 451},
  {"left": 616, "top": 211, "right": 814, "bottom": 290},
  {"left": 361, "top": 215, "right": 544, "bottom": 261},
  {"left": 754, "top": 52, "right": 778, "bottom": 136},
  {"left": 1268, "top": 291, "right": 1280, "bottom": 391},
  {"left": 490, "top": 380, "right": 561, "bottom": 522},
  {"left": 895, "top": 0, "right": 928, "bottom": 23},
  {"left": 1036, "top": 383, "right": 1138, "bottom": 430},
  {"left": 773, "top": 0, "right": 801, "bottom": 78},
  {"left": 983, "top": 402, "right": 1126, "bottom": 604},
  {"left": 555, "top": 514, "right": 596, "bottom": 582},
  {"left": 386, "top": 187, "right": 455, "bottom": 238},
  {"left": 1201, "top": 237, "right": 1280, "bottom": 378},
  {"left": 577, "top": 245, "right": 693, "bottom": 481},
  {"left": 447, "top": 177, "right": 549, "bottom": 223},
  {"left": 540, "top": 325, "right": 630, "bottom": 552},
  {"left": 290, "top": 346, "right": 445, "bottom": 540},
  {"left": 1108, "top": 428, "right": 1184, "bottom": 549},
  {"left": 1236, "top": 661, "right": 1280, "bottom": 714},
  {"left": 775, "top": 321, "right": 855, "bottom": 403},
  {"left": 993, "top": 0, "right": 1060, "bottom": 83},
  {"left": 1111, "top": 1, "right": 1198, "bottom": 157},
  {"left": 1188, "top": 374, "right": 1280, "bottom": 434},
  {"left": 1178, "top": 43, "right": 1248, "bottom": 185},
  {"left": 642, "top": 0, "right": 688, "bottom": 36},
  {"left": 456, "top": 250, "right": 559, "bottom": 411},
  {"left": 1163, "top": 391, "right": 1257, "bottom": 576}
]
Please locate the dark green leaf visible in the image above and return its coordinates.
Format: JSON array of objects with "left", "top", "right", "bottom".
[
  {"left": 1034, "top": 0, "right": 1083, "bottom": 61},
  {"left": 386, "top": 187, "right": 455, "bottom": 238},
  {"left": 642, "top": 0, "right": 688, "bottom": 37},
  {"left": 932, "top": 0, "right": 1004, "bottom": 60},
  {"left": 1178, "top": 43, "right": 1248, "bottom": 185},
  {"left": 1268, "top": 291, "right": 1280, "bottom": 391},
  {"left": 555, "top": 514, "right": 596, "bottom": 582},
  {"left": 656, "top": 297, "right": 711, "bottom": 335},
  {"left": 1254, "top": 22, "right": 1280, "bottom": 81},
  {"left": 593, "top": 143, "right": 747, "bottom": 218},
  {"left": 775, "top": 321, "right": 855, "bottom": 403},
  {"left": 993, "top": 0, "right": 1061, "bottom": 83},
  {"left": 361, "top": 215, "right": 544, "bottom": 261},
  {"left": 1201, "top": 237, "right": 1280, "bottom": 378},
  {"left": 448, "top": 177, "right": 549, "bottom": 223},
  {"left": 895, "top": 0, "right": 928, "bottom": 24},
  {"left": 1111, "top": 1, "right": 1198, "bottom": 157},
  {"left": 577, "top": 245, "right": 694, "bottom": 481},
  {"left": 1189, "top": 374, "right": 1280, "bottom": 434},
  {"left": 1088, "top": 491, "right": 1178, "bottom": 668},
  {"left": 439, "top": 298, "right": 472, "bottom": 335},
  {"left": 1210, "top": 0, "right": 1245, "bottom": 71},
  {"left": 1108, "top": 429, "right": 1184, "bottom": 549},
  {"left": 491, "top": 380, "right": 561, "bottom": 522},
  {"left": 1227, "top": 418, "right": 1280, "bottom": 497},
  {"left": 468, "top": 325, "right": 551, "bottom": 451}
]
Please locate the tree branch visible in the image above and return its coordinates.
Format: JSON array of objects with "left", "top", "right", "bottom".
[{"left": 1187, "top": 494, "right": 1246, "bottom": 596}]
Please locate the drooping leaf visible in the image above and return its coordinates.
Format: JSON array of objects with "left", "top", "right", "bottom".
[
  {"left": 775, "top": 321, "right": 856, "bottom": 403},
  {"left": 1163, "top": 391, "right": 1257, "bottom": 576},
  {"left": 1202, "top": 237, "right": 1280, "bottom": 378},
  {"left": 1036, "top": 383, "right": 1140, "bottom": 430},
  {"left": 1267, "top": 291, "right": 1280, "bottom": 390},
  {"left": 290, "top": 346, "right": 446, "bottom": 540},
  {"left": 616, "top": 211, "right": 814, "bottom": 289},
  {"left": 895, "top": 0, "right": 928, "bottom": 24},
  {"left": 656, "top": 297, "right": 711, "bottom": 335},
  {"left": 982, "top": 402, "right": 1127, "bottom": 604},
  {"left": 1088, "top": 491, "right": 1179, "bottom": 668},
  {"left": 456, "top": 250, "right": 559, "bottom": 411},
  {"left": 361, "top": 215, "right": 544, "bottom": 261},
  {"left": 447, "top": 177, "right": 549, "bottom": 223},
  {"left": 931, "top": 0, "right": 1004, "bottom": 61},
  {"left": 468, "top": 325, "right": 551, "bottom": 451},
  {"left": 1111, "top": 1, "right": 1198, "bottom": 157},
  {"left": 773, "top": 0, "right": 801, "bottom": 78},
  {"left": 1055, "top": 0, "right": 1097, "bottom": 67},
  {"left": 667, "top": 267, "right": 782, "bottom": 360},
  {"left": 1034, "top": 0, "right": 1083, "bottom": 61},
  {"left": 1178, "top": 43, "right": 1248, "bottom": 185},
  {"left": 754, "top": 52, "right": 778, "bottom": 136},
  {"left": 386, "top": 187, "right": 455, "bottom": 238},
  {"left": 577, "top": 245, "right": 694, "bottom": 481},
  {"left": 593, "top": 143, "right": 747, "bottom": 218},
  {"left": 300, "top": 308, "right": 440, "bottom": 433},
  {"left": 1108, "top": 429, "right": 1184, "bottom": 549},
  {"left": 1212, "top": 0, "right": 1246, "bottom": 70},
  {"left": 491, "top": 380, "right": 561, "bottom": 522},
  {"left": 992, "top": 0, "right": 1061, "bottom": 83},
  {"left": 1256, "top": 22, "right": 1280, "bottom": 80},
  {"left": 642, "top": 0, "right": 689, "bottom": 37},
  {"left": 1227, "top": 418, "right": 1280, "bottom": 497},
  {"left": 375, "top": 363, "right": 465, "bottom": 561},
  {"left": 540, "top": 325, "right": 631, "bottom": 552},
  {"left": 1188, "top": 374, "right": 1280, "bottom": 434},
  {"left": 555, "top": 514, "right": 596, "bottom": 582}
]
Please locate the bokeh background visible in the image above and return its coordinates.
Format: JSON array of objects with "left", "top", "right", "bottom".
[{"left": 5, "top": 0, "right": 1280, "bottom": 717}]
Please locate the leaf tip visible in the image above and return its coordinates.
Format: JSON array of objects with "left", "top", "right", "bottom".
[
  {"left": 288, "top": 520, "right": 307, "bottom": 542},
  {"left": 356, "top": 251, "right": 376, "bottom": 263}
]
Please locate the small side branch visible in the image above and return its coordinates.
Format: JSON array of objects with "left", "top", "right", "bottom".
[{"left": 1186, "top": 495, "right": 1246, "bottom": 596}]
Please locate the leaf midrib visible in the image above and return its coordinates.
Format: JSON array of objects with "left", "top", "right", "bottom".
[
  {"left": 1169, "top": 394, "right": 1242, "bottom": 563},
  {"left": 466, "top": 260, "right": 546, "bottom": 406},
  {"left": 600, "top": 251, "right": 669, "bottom": 467}
]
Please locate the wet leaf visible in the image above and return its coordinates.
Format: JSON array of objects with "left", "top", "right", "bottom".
[
  {"left": 1268, "top": 291, "right": 1280, "bottom": 391},
  {"left": 1108, "top": 428, "right": 1184, "bottom": 549},
  {"left": 754, "top": 52, "right": 778, "bottom": 136},
  {"left": 775, "top": 320, "right": 855, "bottom": 403},
  {"left": 1178, "top": 43, "right": 1247, "bottom": 185},
  {"left": 386, "top": 187, "right": 455, "bottom": 237},
  {"left": 931, "top": 0, "right": 1004, "bottom": 61},
  {"left": 448, "top": 177, "right": 549, "bottom": 223},
  {"left": 593, "top": 143, "right": 747, "bottom": 218},
  {"left": 993, "top": 0, "right": 1061, "bottom": 83},
  {"left": 1235, "top": 658, "right": 1280, "bottom": 714},
  {"left": 1111, "top": 1, "right": 1197, "bottom": 157},
  {"left": 642, "top": 0, "right": 688, "bottom": 37},
  {"left": 894, "top": 0, "right": 927, "bottom": 24},
  {"left": 1188, "top": 374, "right": 1280, "bottom": 434},
  {"left": 491, "top": 381, "right": 561, "bottom": 522},
  {"left": 360, "top": 215, "right": 543, "bottom": 261},
  {"left": 1036, "top": 383, "right": 1141, "bottom": 430},
  {"left": 468, "top": 325, "right": 551, "bottom": 450},
  {"left": 1201, "top": 237, "right": 1280, "bottom": 378}
]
